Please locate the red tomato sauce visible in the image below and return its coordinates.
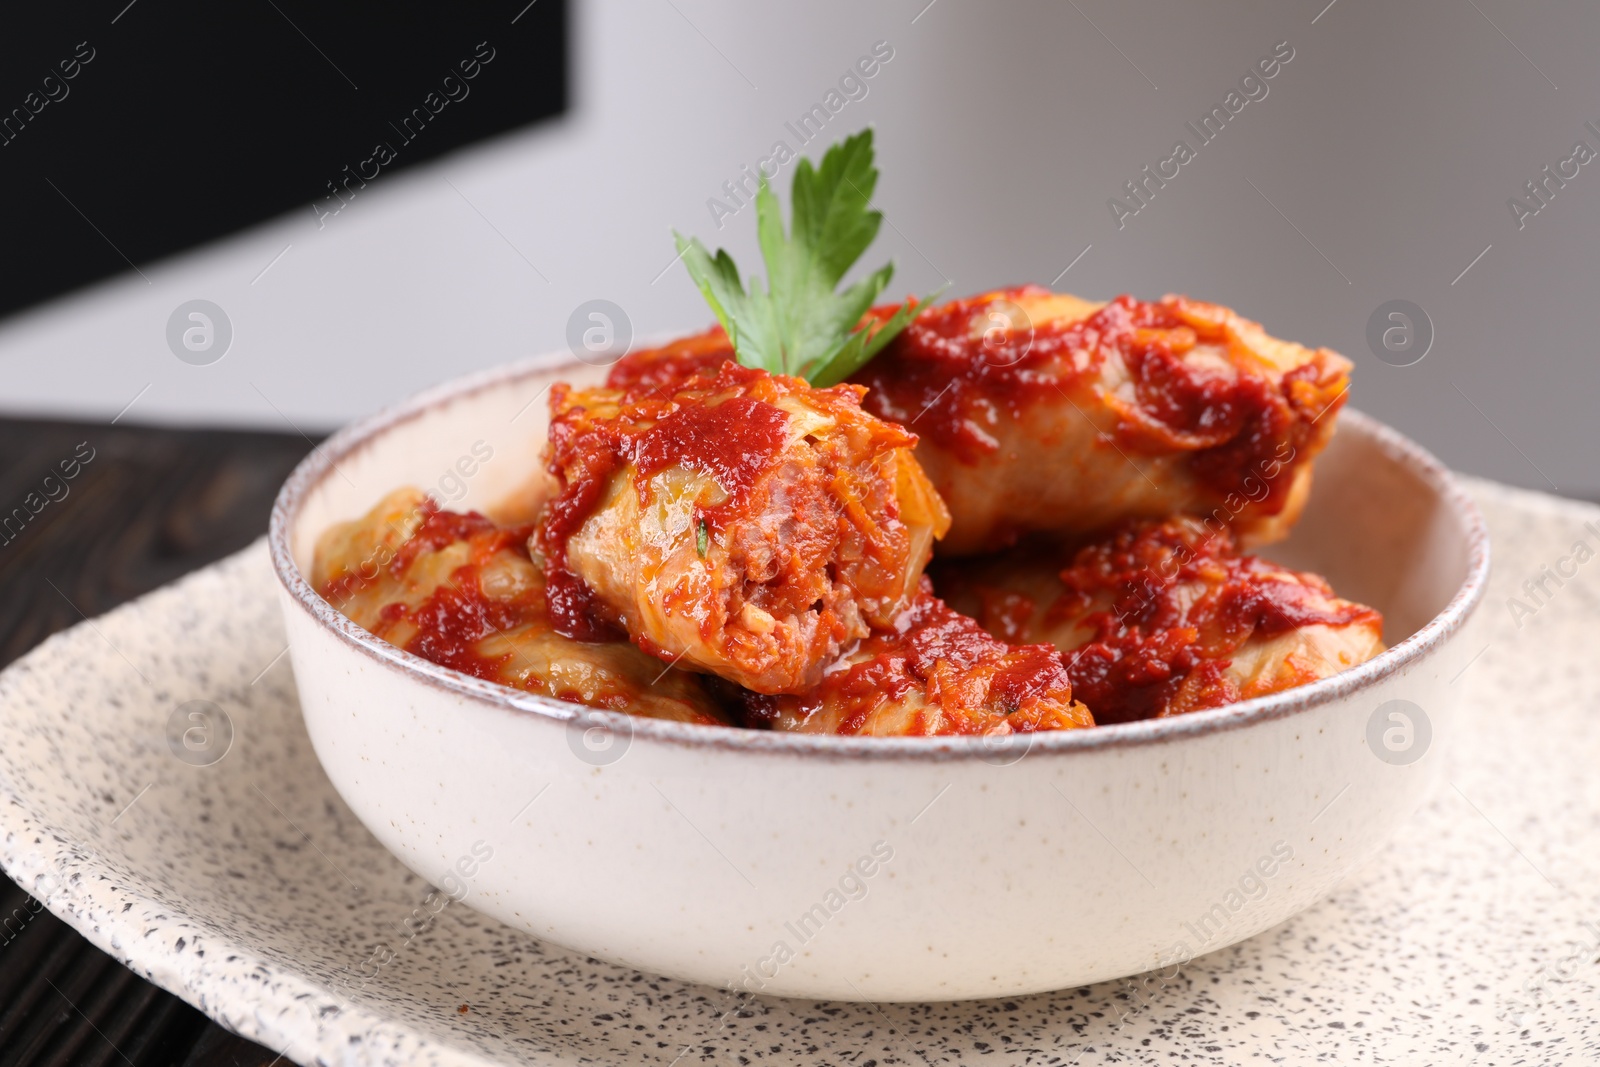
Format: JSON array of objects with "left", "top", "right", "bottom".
[
  {"left": 1053, "top": 521, "right": 1377, "bottom": 723},
  {"left": 540, "top": 362, "right": 792, "bottom": 641},
  {"left": 855, "top": 288, "right": 1344, "bottom": 514},
  {"left": 397, "top": 516, "right": 541, "bottom": 680},
  {"left": 886, "top": 593, "right": 1074, "bottom": 721},
  {"left": 631, "top": 393, "right": 790, "bottom": 530},
  {"left": 320, "top": 502, "right": 544, "bottom": 681},
  {"left": 741, "top": 585, "right": 1077, "bottom": 735},
  {"left": 608, "top": 290, "right": 1348, "bottom": 520},
  {"left": 605, "top": 326, "right": 735, "bottom": 395}
]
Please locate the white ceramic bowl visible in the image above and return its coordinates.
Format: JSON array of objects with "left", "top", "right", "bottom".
[{"left": 269, "top": 353, "right": 1488, "bottom": 1003}]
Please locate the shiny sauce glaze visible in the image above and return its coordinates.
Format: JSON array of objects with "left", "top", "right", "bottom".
[
  {"left": 855, "top": 287, "right": 1348, "bottom": 514},
  {"left": 321, "top": 502, "right": 545, "bottom": 680},
  {"left": 604, "top": 326, "right": 735, "bottom": 394},
  {"left": 951, "top": 520, "right": 1380, "bottom": 724},
  {"left": 631, "top": 394, "right": 790, "bottom": 527},
  {"left": 741, "top": 581, "right": 1089, "bottom": 735},
  {"left": 541, "top": 362, "right": 822, "bottom": 641}
]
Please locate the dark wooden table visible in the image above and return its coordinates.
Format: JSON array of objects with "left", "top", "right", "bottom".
[{"left": 0, "top": 417, "right": 312, "bottom": 1066}]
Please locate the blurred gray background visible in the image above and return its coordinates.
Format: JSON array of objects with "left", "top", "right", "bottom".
[{"left": 1, "top": 0, "right": 1593, "bottom": 497}]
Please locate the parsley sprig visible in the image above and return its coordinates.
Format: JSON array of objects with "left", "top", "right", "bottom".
[{"left": 673, "top": 129, "right": 932, "bottom": 387}]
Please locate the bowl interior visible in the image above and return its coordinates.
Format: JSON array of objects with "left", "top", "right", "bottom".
[{"left": 285, "top": 356, "right": 1481, "bottom": 706}]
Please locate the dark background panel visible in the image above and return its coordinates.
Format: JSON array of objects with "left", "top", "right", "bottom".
[{"left": 0, "top": 0, "right": 567, "bottom": 320}]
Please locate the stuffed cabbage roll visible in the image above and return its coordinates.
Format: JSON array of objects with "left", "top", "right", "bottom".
[
  {"left": 854, "top": 287, "right": 1352, "bottom": 555},
  {"left": 540, "top": 362, "right": 951, "bottom": 695},
  {"left": 934, "top": 517, "right": 1383, "bottom": 723},
  {"left": 737, "top": 583, "right": 1094, "bottom": 736},
  {"left": 313, "top": 488, "right": 730, "bottom": 724}
]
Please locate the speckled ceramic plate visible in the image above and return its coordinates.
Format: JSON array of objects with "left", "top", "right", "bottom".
[{"left": 1, "top": 477, "right": 1597, "bottom": 1066}]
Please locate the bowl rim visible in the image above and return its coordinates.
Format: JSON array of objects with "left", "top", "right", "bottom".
[{"left": 268, "top": 350, "right": 1490, "bottom": 762}]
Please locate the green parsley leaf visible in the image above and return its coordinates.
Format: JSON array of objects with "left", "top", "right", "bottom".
[
  {"left": 673, "top": 128, "right": 932, "bottom": 387},
  {"left": 695, "top": 519, "right": 709, "bottom": 558}
]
